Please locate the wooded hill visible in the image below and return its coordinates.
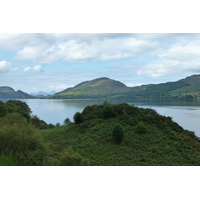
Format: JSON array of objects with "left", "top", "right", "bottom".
[
  {"left": 1, "top": 100, "right": 200, "bottom": 166},
  {"left": 46, "top": 74, "right": 200, "bottom": 100},
  {"left": 41, "top": 102, "right": 200, "bottom": 166},
  {"left": 0, "top": 86, "right": 33, "bottom": 99}
]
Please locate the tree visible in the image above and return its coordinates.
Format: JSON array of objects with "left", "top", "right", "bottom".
[
  {"left": 64, "top": 118, "right": 71, "bottom": 125},
  {"left": 73, "top": 112, "right": 83, "bottom": 124},
  {"left": 112, "top": 124, "right": 124, "bottom": 144},
  {"left": 4, "top": 100, "right": 32, "bottom": 121},
  {"left": 56, "top": 123, "right": 61, "bottom": 127}
]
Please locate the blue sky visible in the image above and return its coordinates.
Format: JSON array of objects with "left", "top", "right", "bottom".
[{"left": 1, "top": 33, "right": 200, "bottom": 93}]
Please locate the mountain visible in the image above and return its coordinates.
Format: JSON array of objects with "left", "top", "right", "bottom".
[
  {"left": 46, "top": 75, "right": 200, "bottom": 100},
  {"left": 30, "top": 91, "right": 56, "bottom": 97},
  {"left": 0, "top": 86, "right": 34, "bottom": 99},
  {"left": 2, "top": 74, "right": 200, "bottom": 100},
  {"left": 127, "top": 74, "right": 200, "bottom": 99},
  {"left": 49, "top": 77, "right": 131, "bottom": 99}
]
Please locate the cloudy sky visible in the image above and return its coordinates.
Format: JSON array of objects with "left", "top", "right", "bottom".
[{"left": 0, "top": 33, "right": 200, "bottom": 93}]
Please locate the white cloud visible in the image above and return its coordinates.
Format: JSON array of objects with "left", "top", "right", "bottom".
[
  {"left": 2, "top": 33, "right": 200, "bottom": 81},
  {"left": 0, "top": 33, "right": 55, "bottom": 51},
  {"left": 24, "top": 65, "right": 43, "bottom": 73},
  {"left": 0, "top": 60, "right": 11, "bottom": 74},
  {"left": 135, "top": 35, "right": 200, "bottom": 78},
  {"left": 137, "top": 59, "right": 181, "bottom": 78},
  {"left": 12, "top": 34, "right": 159, "bottom": 63}
]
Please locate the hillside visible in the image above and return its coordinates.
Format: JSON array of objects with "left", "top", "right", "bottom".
[
  {"left": 48, "top": 77, "right": 131, "bottom": 99},
  {"left": 127, "top": 74, "right": 200, "bottom": 99},
  {"left": 40, "top": 102, "right": 200, "bottom": 166},
  {"left": 47, "top": 74, "right": 200, "bottom": 100},
  {"left": 0, "top": 86, "right": 33, "bottom": 99},
  {"left": 1, "top": 100, "right": 200, "bottom": 165}
]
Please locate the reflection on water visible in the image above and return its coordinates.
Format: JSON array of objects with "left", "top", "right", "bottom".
[{"left": 1, "top": 99, "right": 200, "bottom": 136}]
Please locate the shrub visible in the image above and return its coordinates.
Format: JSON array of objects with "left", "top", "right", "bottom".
[
  {"left": 4, "top": 100, "right": 32, "bottom": 121},
  {"left": 0, "top": 152, "right": 18, "bottom": 166},
  {"left": 0, "top": 113, "right": 47, "bottom": 165},
  {"left": 103, "top": 104, "right": 115, "bottom": 119},
  {"left": 112, "top": 124, "right": 124, "bottom": 144},
  {"left": 73, "top": 112, "right": 83, "bottom": 124},
  {"left": 31, "top": 115, "right": 48, "bottom": 129},
  {"left": 59, "top": 147, "right": 89, "bottom": 166},
  {"left": 135, "top": 122, "right": 146, "bottom": 134},
  {"left": 47, "top": 123, "right": 56, "bottom": 129}
]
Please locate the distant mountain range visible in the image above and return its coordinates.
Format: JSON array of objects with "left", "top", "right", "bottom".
[
  {"left": 1, "top": 74, "right": 200, "bottom": 100},
  {"left": 30, "top": 91, "right": 56, "bottom": 97}
]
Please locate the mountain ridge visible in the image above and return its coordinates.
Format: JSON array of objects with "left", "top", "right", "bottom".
[
  {"left": 0, "top": 86, "right": 34, "bottom": 99},
  {"left": 46, "top": 74, "right": 200, "bottom": 100},
  {"left": 2, "top": 74, "right": 200, "bottom": 100}
]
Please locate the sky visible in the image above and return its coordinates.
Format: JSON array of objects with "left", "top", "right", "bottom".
[{"left": 1, "top": 33, "right": 200, "bottom": 93}]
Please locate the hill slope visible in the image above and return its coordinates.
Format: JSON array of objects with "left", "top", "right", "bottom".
[
  {"left": 47, "top": 74, "right": 200, "bottom": 100},
  {"left": 48, "top": 77, "right": 131, "bottom": 99},
  {"left": 41, "top": 102, "right": 200, "bottom": 166},
  {"left": 0, "top": 86, "right": 33, "bottom": 99},
  {"left": 127, "top": 74, "right": 200, "bottom": 99}
]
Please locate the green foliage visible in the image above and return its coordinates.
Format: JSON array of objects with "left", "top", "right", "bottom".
[
  {"left": 103, "top": 104, "right": 115, "bottom": 119},
  {"left": 31, "top": 115, "right": 48, "bottom": 129},
  {"left": 64, "top": 118, "right": 71, "bottom": 125},
  {"left": 3, "top": 100, "right": 32, "bottom": 121},
  {"left": 47, "top": 123, "right": 56, "bottom": 129},
  {"left": 56, "top": 123, "right": 61, "bottom": 127},
  {"left": 0, "top": 101, "right": 7, "bottom": 118},
  {"left": 73, "top": 112, "right": 83, "bottom": 124},
  {"left": 0, "top": 113, "right": 47, "bottom": 166},
  {"left": 112, "top": 124, "right": 124, "bottom": 144},
  {"left": 59, "top": 147, "right": 89, "bottom": 166},
  {"left": 135, "top": 122, "right": 146, "bottom": 134},
  {"left": 40, "top": 102, "right": 200, "bottom": 166},
  {"left": 0, "top": 152, "right": 18, "bottom": 166}
]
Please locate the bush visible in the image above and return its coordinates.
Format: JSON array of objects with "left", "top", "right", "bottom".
[
  {"left": 112, "top": 124, "right": 124, "bottom": 144},
  {"left": 31, "top": 115, "right": 48, "bottom": 129},
  {"left": 0, "top": 113, "right": 47, "bottom": 165},
  {"left": 59, "top": 147, "right": 89, "bottom": 166},
  {"left": 135, "top": 122, "right": 146, "bottom": 134},
  {"left": 73, "top": 112, "right": 83, "bottom": 124},
  {"left": 4, "top": 100, "right": 32, "bottom": 121},
  {"left": 0, "top": 152, "right": 18, "bottom": 166},
  {"left": 103, "top": 104, "right": 115, "bottom": 119}
]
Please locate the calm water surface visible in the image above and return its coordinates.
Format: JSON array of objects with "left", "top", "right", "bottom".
[{"left": 2, "top": 99, "right": 200, "bottom": 136}]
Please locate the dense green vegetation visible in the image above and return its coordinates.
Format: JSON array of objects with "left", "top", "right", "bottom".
[{"left": 1, "top": 100, "right": 200, "bottom": 166}]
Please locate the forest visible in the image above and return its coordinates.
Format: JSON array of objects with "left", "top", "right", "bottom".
[{"left": 1, "top": 100, "right": 200, "bottom": 166}]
